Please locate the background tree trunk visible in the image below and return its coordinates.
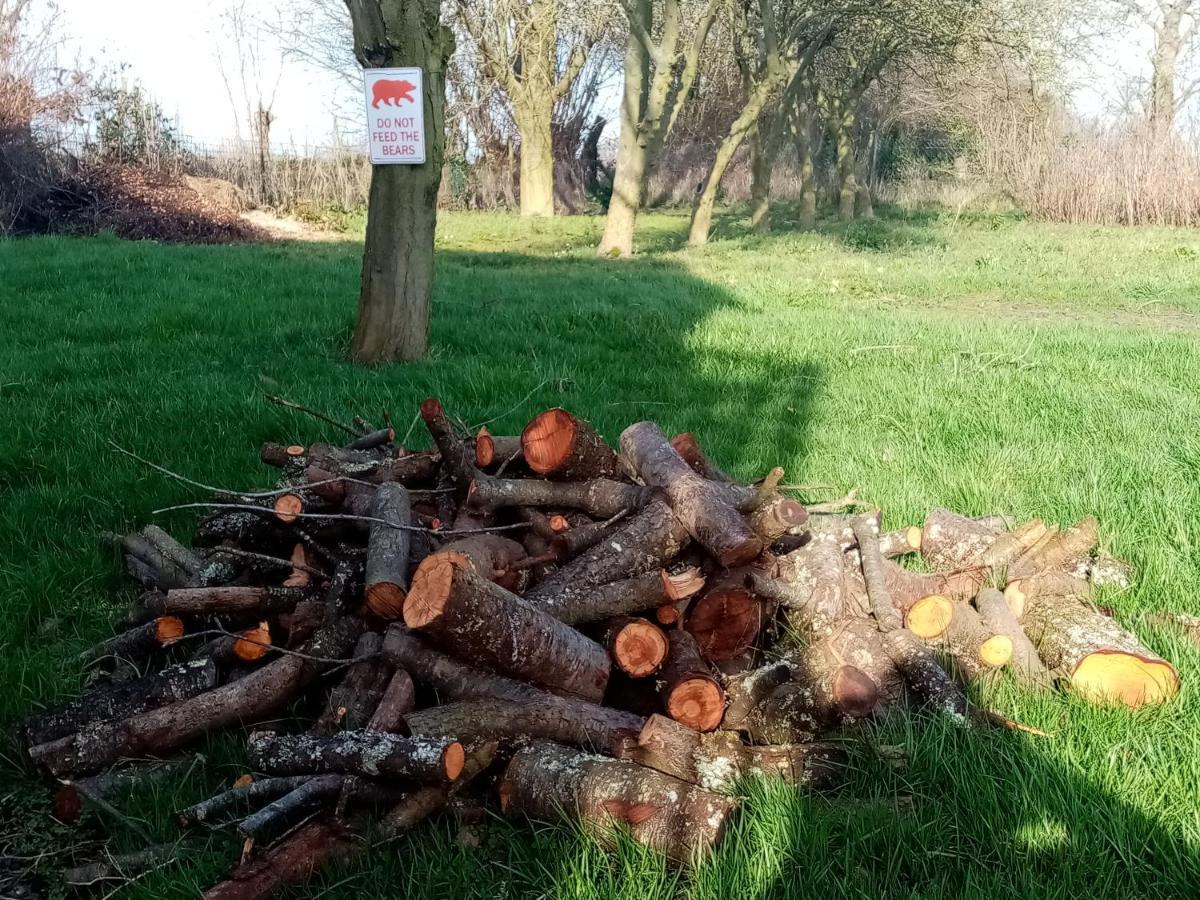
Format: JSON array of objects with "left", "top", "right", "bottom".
[
  {"left": 834, "top": 107, "right": 857, "bottom": 222},
  {"left": 598, "top": 11, "right": 649, "bottom": 258},
  {"left": 1149, "top": 1, "right": 1191, "bottom": 134},
  {"left": 517, "top": 104, "right": 556, "bottom": 216},
  {"left": 347, "top": 0, "right": 453, "bottom": 364}
]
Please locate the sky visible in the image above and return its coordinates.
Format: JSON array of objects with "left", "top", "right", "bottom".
[{"left": 52, "top": 0, "right": 1160, "bottom": 147}]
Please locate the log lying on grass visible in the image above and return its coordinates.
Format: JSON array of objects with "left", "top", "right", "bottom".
[
  {"left": 158, "top": 586, "right": 315, "bottom": 616},
  {"left": 975, "top": 588, "right": 1051, "bottom": 687},
  {"left": 920, "top": 508, "right": 1005, "bottom": 571},
  {"left": 500, "top": 741, "right": 737, "bottom": 864},
  {"left": 79, "top": 615, "right": 185, "bottom": 664},
  {"left": 248, "top": 730, "right": 465, "bottom": 782},
  {"left": 931, "top": 602, "right": 1013, "bottom": 682}
]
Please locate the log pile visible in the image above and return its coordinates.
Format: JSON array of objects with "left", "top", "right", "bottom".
[{"left": 18, "top": 402, "right": 1181, "bottom": 896}]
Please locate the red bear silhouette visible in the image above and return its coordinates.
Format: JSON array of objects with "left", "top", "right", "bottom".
[{"left": 372, "top": 79, "right": 417, "bottom": 108}]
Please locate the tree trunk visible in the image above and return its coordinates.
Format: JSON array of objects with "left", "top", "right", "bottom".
[
  {"left": 748, "top": 126, "right": 773, "bottom": 234},
  {"left": 347, "top": 1, "right": 454, "bottom": 363},
  {"left": 598, "top": 15, "right": 650, "bottom": 258},
  {"left": 834, "top": 108, "right": 856, "bottom": 222},
  {"left": 1149, "top": 1, "right": 1189, "bottom": 134},
  {"left": 797, "top": 113, "right": 817, "bottom": 230},
  {"left": 515, "top": 100, "right": 555, "bottom": 216}
]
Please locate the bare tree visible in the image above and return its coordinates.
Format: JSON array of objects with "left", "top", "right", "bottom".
[
  {"left": 1146, "top": 0, "right": 1197, "bottom": 132},
  {"left": 598, "top": 0, "right": 723, "bottom": 257}
]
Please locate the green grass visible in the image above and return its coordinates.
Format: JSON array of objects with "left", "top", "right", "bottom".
[{"left": 2, "top": 205, "right": 1199, "bottom": 898}]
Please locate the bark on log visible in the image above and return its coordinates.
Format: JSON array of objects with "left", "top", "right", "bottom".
[
  {"left": 404, "top": 554, "right": 610, "bottom": 702},
  {"left": 474, "top": 427, "right": 523, "bottom": 469},
  {"left": 620, "top": 421, "right": 762, "bottom": 567},
  {"left": 1021, "top": 593, "right": 1179, "bottom": 707},
  {"left": 879, "top": 526, "right": 923, "bottom": 558},
  {"left": 747, "top": 497, "right": 808, "bottom": 543},
  {"left": 29, "top": 619, "right": 360, "bottom": 776},
  {"left": 931, "top": 602, "right": 1013, "bottom": 681},
  {"left": 602, "top": 617, "right": 669, "bottom": 677},
  {"left": 1004, "top": 572, "right": 1090, "bottom": 620},
  {"left": 64, "top": 846, "right": 176, "bottom": 886},
  {"left": 364, "top": 483, "right": 412, "bottom": 620},
  {"left": 1008, "top": 517, "right": 1098, "bottom": 581},
  {"left": 921, "top": 508, "right": 1004, "bottom": 570},
  {"left": 180, "top": 775, "right": 319, "bottom": 827},
  {"left": 549, "top": 517, "right": 626, "bottom": 560},
  {"left": 883, "top": 628, "right": 968, "bottom": 720},
  {"left": 528, "top": 566, "right": 703, "bottom": 626},
  {"left": 658, "top": 630, "right": 725, "bottom": 732},
  {"left": 975, "top": 588, "right": 1051, "bottom": 687},
  {"left": 685, "top": 572, "right": 764, "bottom": 662},
  {"left": 22, "top": 659, "right": 217, "bottom": 747},
  {"left": 469, "top": 472, "right": 648, "bottom": 518},
  {"left": 108, "top": 531, "right": 192, "bottom": 590},
  {"left": 80, "top": 616, "right": 184, "bottom": 664},
  {"left": 260, "top": 442, "right": 307, "bottom": 469},
  {"left": 500, "top": 741, "right": 737, "bottom": 864},
  {"left": 158, "top": 586, "right": 314, "bottom": 617},
  {"left": 521, "top": 409, "right": 620, "bottom": 479},
  {"left": 978, "top": 519, "right": 1048, "bottom": 570},
  {"left": 851, "top": 514, "right": 902, "bottom": 632},
  {"left": 420, "top": 398, "right": 476, "bottom": 492},
  {"left": 368, "top": 668, "right": 416, "bottom": 732},
  {"left": 437, "top": 535, "right": 528, "bottom": 593},
  {"left": 248, "top": 730, "right": 465, "bottom": 782},
  {"left": 238, "top": 775, "right": 345, "bottom": 846},
  {"left": 203, "top": 820, "right": 355, "bottom": 900},
  {"left": 841, "top": 557, "right": 962, "bottom": 638},
  {"left": 141, "top": 525, "right": 205, "bottom": 577},
  {"left": 623, "top": 713, "right": 844, "bottom": 791},
  {"left": 670, "top": 432, "right": 735, "bottom": 483},
  {"left": 524, "top": 499, "right": 690, "bottom": 607},
  {"left": 314, "top": 633, "right": 388, "bottom": 734},
  {"left": 347, "top": 428, "right": 394, "bottom": 451},
  {"left": 750, "top": 531, "right": 846, "bottom": 637}
]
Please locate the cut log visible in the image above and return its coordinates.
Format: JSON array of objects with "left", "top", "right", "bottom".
[
  {"left": 314, "top": 633, "right": 388, "bottom": 734},
  {"left": 921, "top": 508, "right": 1003, "bottom": 570},
  {"left": 260, "top": 442, "right": 308, "bottom": 469},
  {"left": 80, "top": 616, "right": 184, "bottom": 664},
  {"left": 363, "top": 483, "right": 412, "bottom": 620},
  {"left": 620, "top": 421, "right": 762, "bottom": 567},
  {"left": 249, "top": 730, "right": 464, "bottom": 782},
  {"left": 233, "top": 621, "right": 273, "bottom": 662},
  {"left": 273, "top": 493, "right": 303, "bottom": 524},
  {"left": 623, "top": 714, "right": 844, "bottom": 791},
  {"left": 347, "top": 427, "right": 394, "bottom": 451},
  {"left": 658, "top": 630, "right": 724, "bottom": 732},
  {"left": 108, "top": 531, "right": 192, "bottom": 590},
  {"left": 670, "top": 432, "right": 735, "bottom": 483},
  {"left": 841, "top": 557, "right": 962, "bottom": 638},
  {"left": 975, "top": 588, "right": 1051, "bottom": 687},
  {"left": 368, "top": 668, "right": 416, "bottom": 732},
  {"left": 978, "top": 519, "right": 1048, "bottom": 570},
  {"left": 28, "top": 618, "right": 360, "bottom": 776},
  {"left": 283, "top": 545, "right": 312, "bottom": 588},
  {"left": 685, "top": 572, "right": 763, "bottom": 662},
  {"left": 474, "top": 427, "right": 523, "bottom": 468},
  {"left": 239, "top": 775, "right": 345, "bottom": 846},
  {"left": 931, "top": 603, "right": 1013, "bottom": 681},
  {"left": 1021, "top": 594, "right": 1179, "bottom": 707},
  {"left": 469, "top": 472, "right": 648, "bottom": 519},
  {"left": 159, "top": 586, "right": 314, "bottom": 616},
  {"left": 879, "top": 526, "right": 922, "bottom": 558},
  {"left": 180, "top": 775, "right": 319, "bottom": 827},
  {"left": 407, "top": 697, "right": 640, "bottom": 754},
  {"left": 722, "top": 657, "right": 793, "bottom": 730},
  {"left": 1004, "top": 572, "right": 1090, "bottom": 620},
  {"left": 64, "top": 846, "right": 176, "bottom": 886},
  {"left": 750, "top": 531, "right": 845, "bottom": 637},
  {"left": 419, "top": 399, "right": 476, "bottom": 492},
  {"left": 851, "top": 514, "right": 902, "bottom": 632},
  {"left": 529, "top": 567, "right": 702, "bottom": 626},
  {"left": 524, "top": 499, "right": 690, "bottom": 607},
  {"left": 1008, "top": 517, "right": 1098, "bottom": 581},
  {"left": 437, "top": 535, "right": 528, "bottom": 593},
  {"left": 203, "top": 820, "right": 355, "bottom": 900},
  {"left": 521, "top": 408, "right": 620, "bottom": 479},
  {"left": 548, "top": 517, "right": 625, "bottom": 560},
  {"left": 500, "top": 741, "right": 736, "bottom": 864},
  {"left": 747, "top": 496, "right": 808, "bottom": 542},
  {"left": 382, "top": 626, "right": 643, "bottom": 751},
  {"left": 22, "top": 659, "right": 217, "bottom": 747},
  {"left": 404, "top": 554, "right": 610, "bottom": 702},
  {"left": 602, "top": 617, "right": 669, "bottom": 677},
  {"left": 141, "top": 525, "right": 204, "bottom": 577},
  {"left": 883, "top": 628, "right": 968, "bottom": 720}
]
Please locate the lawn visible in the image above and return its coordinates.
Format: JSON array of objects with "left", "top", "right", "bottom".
[{"left": 2, "top": 206, "right": 1199, "bottom": 898}]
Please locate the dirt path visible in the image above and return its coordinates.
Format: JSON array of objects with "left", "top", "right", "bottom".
[{"left": 239, "top": 211, "right": 349, "bottom": 242}]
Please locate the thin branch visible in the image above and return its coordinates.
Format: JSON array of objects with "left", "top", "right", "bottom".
[
  {"left": 151, "top": 502, "right": 530, "bottom": 537},
  {"left": 264, "top": 394, "right": 359, "bottom": 437},
  {"left": 208, "top": 546, "right": 329, "bottom": 580}
]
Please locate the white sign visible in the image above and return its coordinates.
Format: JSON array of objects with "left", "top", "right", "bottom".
[{"left": 363, "top": 67, "right": 426, "bottom": 165}]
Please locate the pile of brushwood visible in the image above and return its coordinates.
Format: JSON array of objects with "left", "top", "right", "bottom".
[{"left": 18, "top": 400, "right": 1181, "bottom": 897}]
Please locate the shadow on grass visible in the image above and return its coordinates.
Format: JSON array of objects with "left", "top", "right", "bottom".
[{"left": 702, "top": 202, "right": 947, "bottom": 253}]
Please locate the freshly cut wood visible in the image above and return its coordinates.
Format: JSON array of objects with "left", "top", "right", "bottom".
[
  {"left": 1004, "top": 572, "right": 1089, "bottom": 620},
  {"left": 750, "top": 530, "right": 845, "bottom": 636},
  {"left": 931, "top": 603, "right": 1013, "bottom": 681},
  {"left": 747, "top": 496, "right": 808, "bottom": 542},
  {"left": 525, "top": 499, "right": 690, "bottom": 606},
  {"left": 364, "top": 483, "right": 412, "bottom": 620},
  {"left": 602, "top": 617, "right": 669, "bottom": 677},
  {"left": 1008, "top": 517, "right": 1098, "bottom": 581},
  {"left": 975, "top": 588, "right": 1051, "bottom": 687},
  {"left": 259, "top": 442, "right": 308, "bottom": 468},
  {"left": 238, "top": 775, "right": 345, "bottom": 846},
  {"left": 404, "top": 557, "right": 610, "bottom": 702},
  {"left": 29, "top": 619, "right": 360, "bottom": 776},
  {"left": 315, "top": 633, "right": 388, "bottom": 734},
  {"left": 469, "top": 472, "right": 647, "bottom": 518},
  {"left": 500, "top": 741, "right": 736, "bottom": 864},
  {"left": 531, "top": 567, "right": 703, "bottom": 626},
  {"left": 670, "top": 432, "right": 735, "bottom": 483},
  {"left": 620, "top": 421, "right": 762, "bottom": 567},
  {"left": 368, "top": 668, "right": 416, "bottom": 732},
  {"left": 521, "top": 408, "right": 620, "bottom": 479},
  {"left": 272, "top": 493, "right": 303, "bottom": 524},
  {"left": 623, "top": 714, "right": 844, "bottom": 791},
  {"left": 159, "top": 586, "right": 314, "bottom": 616},
  {"left": 879, "top": 526, "right": 922, "bottom": 558},
  {"left": 22, "top": 659, "right": 217, "bottom": 747},
  {"left": 851, "top": 514, "right": 902, "bottom": 632},
  {"left": 921, "top": 508, "right": 1003, "bottom": 570},
  {"left": 233, "top": 621, "right": 272, "bottom": 662},
  {"left": 841, "top": 558, "right": 961, "bottom": 638},
  {"left": 80, "top": 616, "right": 184, "bottom": 664},
  {"left": 745, "top": 646, "right": 879, "bottom": 743},
  {"left": 658, "top": 630, "right": 724, "bottom": 732},
  {"left": 978, "top": 519, "right": 1048, "bottom": 569},
  {"left": 685, "top": 572, "right": 763, "bottom": 662},
  {"left": 283, "top": 545, "right": 312, "bottom": 588},
  {"left": 407, "top": 697, "right": 640, "bottom": 754},
  {"left": 1022, "top": 594, "right": 1178, "bottom": 707},
  {"left": 883, "top": 629, "right": 968, "bottom": 719},
  {"left": 436, "top": 535, "right": 528, "bottom": 592},
  {"left": 474, "top": 427, "right": 522, "bottom": 468},
  {"left": 249, "top": 730, "right": 465, "bottom": 782}
]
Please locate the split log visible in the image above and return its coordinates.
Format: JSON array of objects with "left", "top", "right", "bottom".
[
  {"left": 975, "top": 588, "right": 1051, "bottom": 687},
  {"left": 529, "top": 566, "right": 703, "bottom": 626},
  {"left": 180, "top": 775, "right": 319, "bottom": 827},
  {"left": 382, "top": 626, "right": 642, "bottom": 751},
  {"left": 521, "top": 408, "right": 620, "bottom": 479},
  {"left": 747, "top": 496, "right": 808, "bottom": 543},
  {"left": 1004, "top": 572, "right": 1090, "bottom": 620},
  {"left": 469, "top": 472, "right": 647, "bottom": 519},
  {"left": 670, "top": 432, "right": 735, "bottom": 483},
  {"left": 28, "top": 618, "right": 360, "bottom": 776},
  {"left": 248, "top": 730, "right": 465, "bottom": 782},
  {"left": 1021, "top": 594, "right": 1178, "bottom": 707},
  {"left": 368, "top": 668, "right": 416, "bottom": 732},
  {"left": 360, "top": 483, "right": 413, "bottom": 620},
  {"left": 524, "top": 499, "right": 690, "bottom": 607},
  {"left": 883, "top": 629, "right": 968, "bottom": 720},
  {"left": 80, "top": 616, "right": 184, "bottom": 664},
  {"left": 1008, "top": 517, "right": 1098, "bottom": 581},
  {"left": 931, "top": 603, "right": 1013, "bottom": 681},
  {"left": 239, "top": 775, "right": 345, "bottom": 846},
  {"left": 314, "top": 633, "right": 388, "bottom": 734},
  {"left": 921, "top": 508, "right": 1004, "bottom": 570},
  {"left": 407, "top": 697, "right": 640, "bottom": 754},
  {"left": 22, "top": 659, "right": 217, "bottom": 747},
  {"left": 474, "top": 427, "right": 522, "bottom": 468},
  {"left": 620, "top": 421, "right": 762, "bottom": 567},
  {"left": 685, "top": 572, "right": 764, "bottom": 662},
  {"left": 500, "top": 741, "right": 736, "bottom": 864},
  {"left": 602, "top": 617, "right": 669, "bottom": 677},
  {"left": 623, "top": 714, "right": 844, "bottom": 791},
  {"left": 658, "top": 630, "right": 724, "bottom": 732},
  {"left": 437, "top": 535, "right": 528, "bottom": 593},
  {"left": 404, "top": 554, "right": 610, "bottom": 702},
  {"left": 158, "top": 586, "right": 314, "bottom": 616}
]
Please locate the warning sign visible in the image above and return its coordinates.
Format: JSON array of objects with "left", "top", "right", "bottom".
[{"left": 363, "top": 67, "right": 425, "bottom": 165}]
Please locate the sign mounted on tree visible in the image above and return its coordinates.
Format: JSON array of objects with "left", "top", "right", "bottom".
[{"left": 363, "top": 67, "right": 426, "bottom": 165}]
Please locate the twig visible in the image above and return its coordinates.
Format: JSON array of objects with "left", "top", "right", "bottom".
[
  {"left": 264, "top": 394, "right": 359, "bottom": 437},
  {"left": 970, "top": 708, "right": 1049, "bottom": 737},
  {"left": 804, "top": 488, "right": 865, "bottom": 515},
  {"left": 208, "top": 547, "right": 329, "bottom": 580},
  {"left": 185, "top": 628, "right": 377, "bottom": 668},
  {"left": 469, "top": 379, "right": 549, "bottom": 431},
  {"left": 151, "top": 502, "right": 529, "bottom": 537},
  {"left": 398, "top": 410, "right": 422, "bottom": 449}
]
